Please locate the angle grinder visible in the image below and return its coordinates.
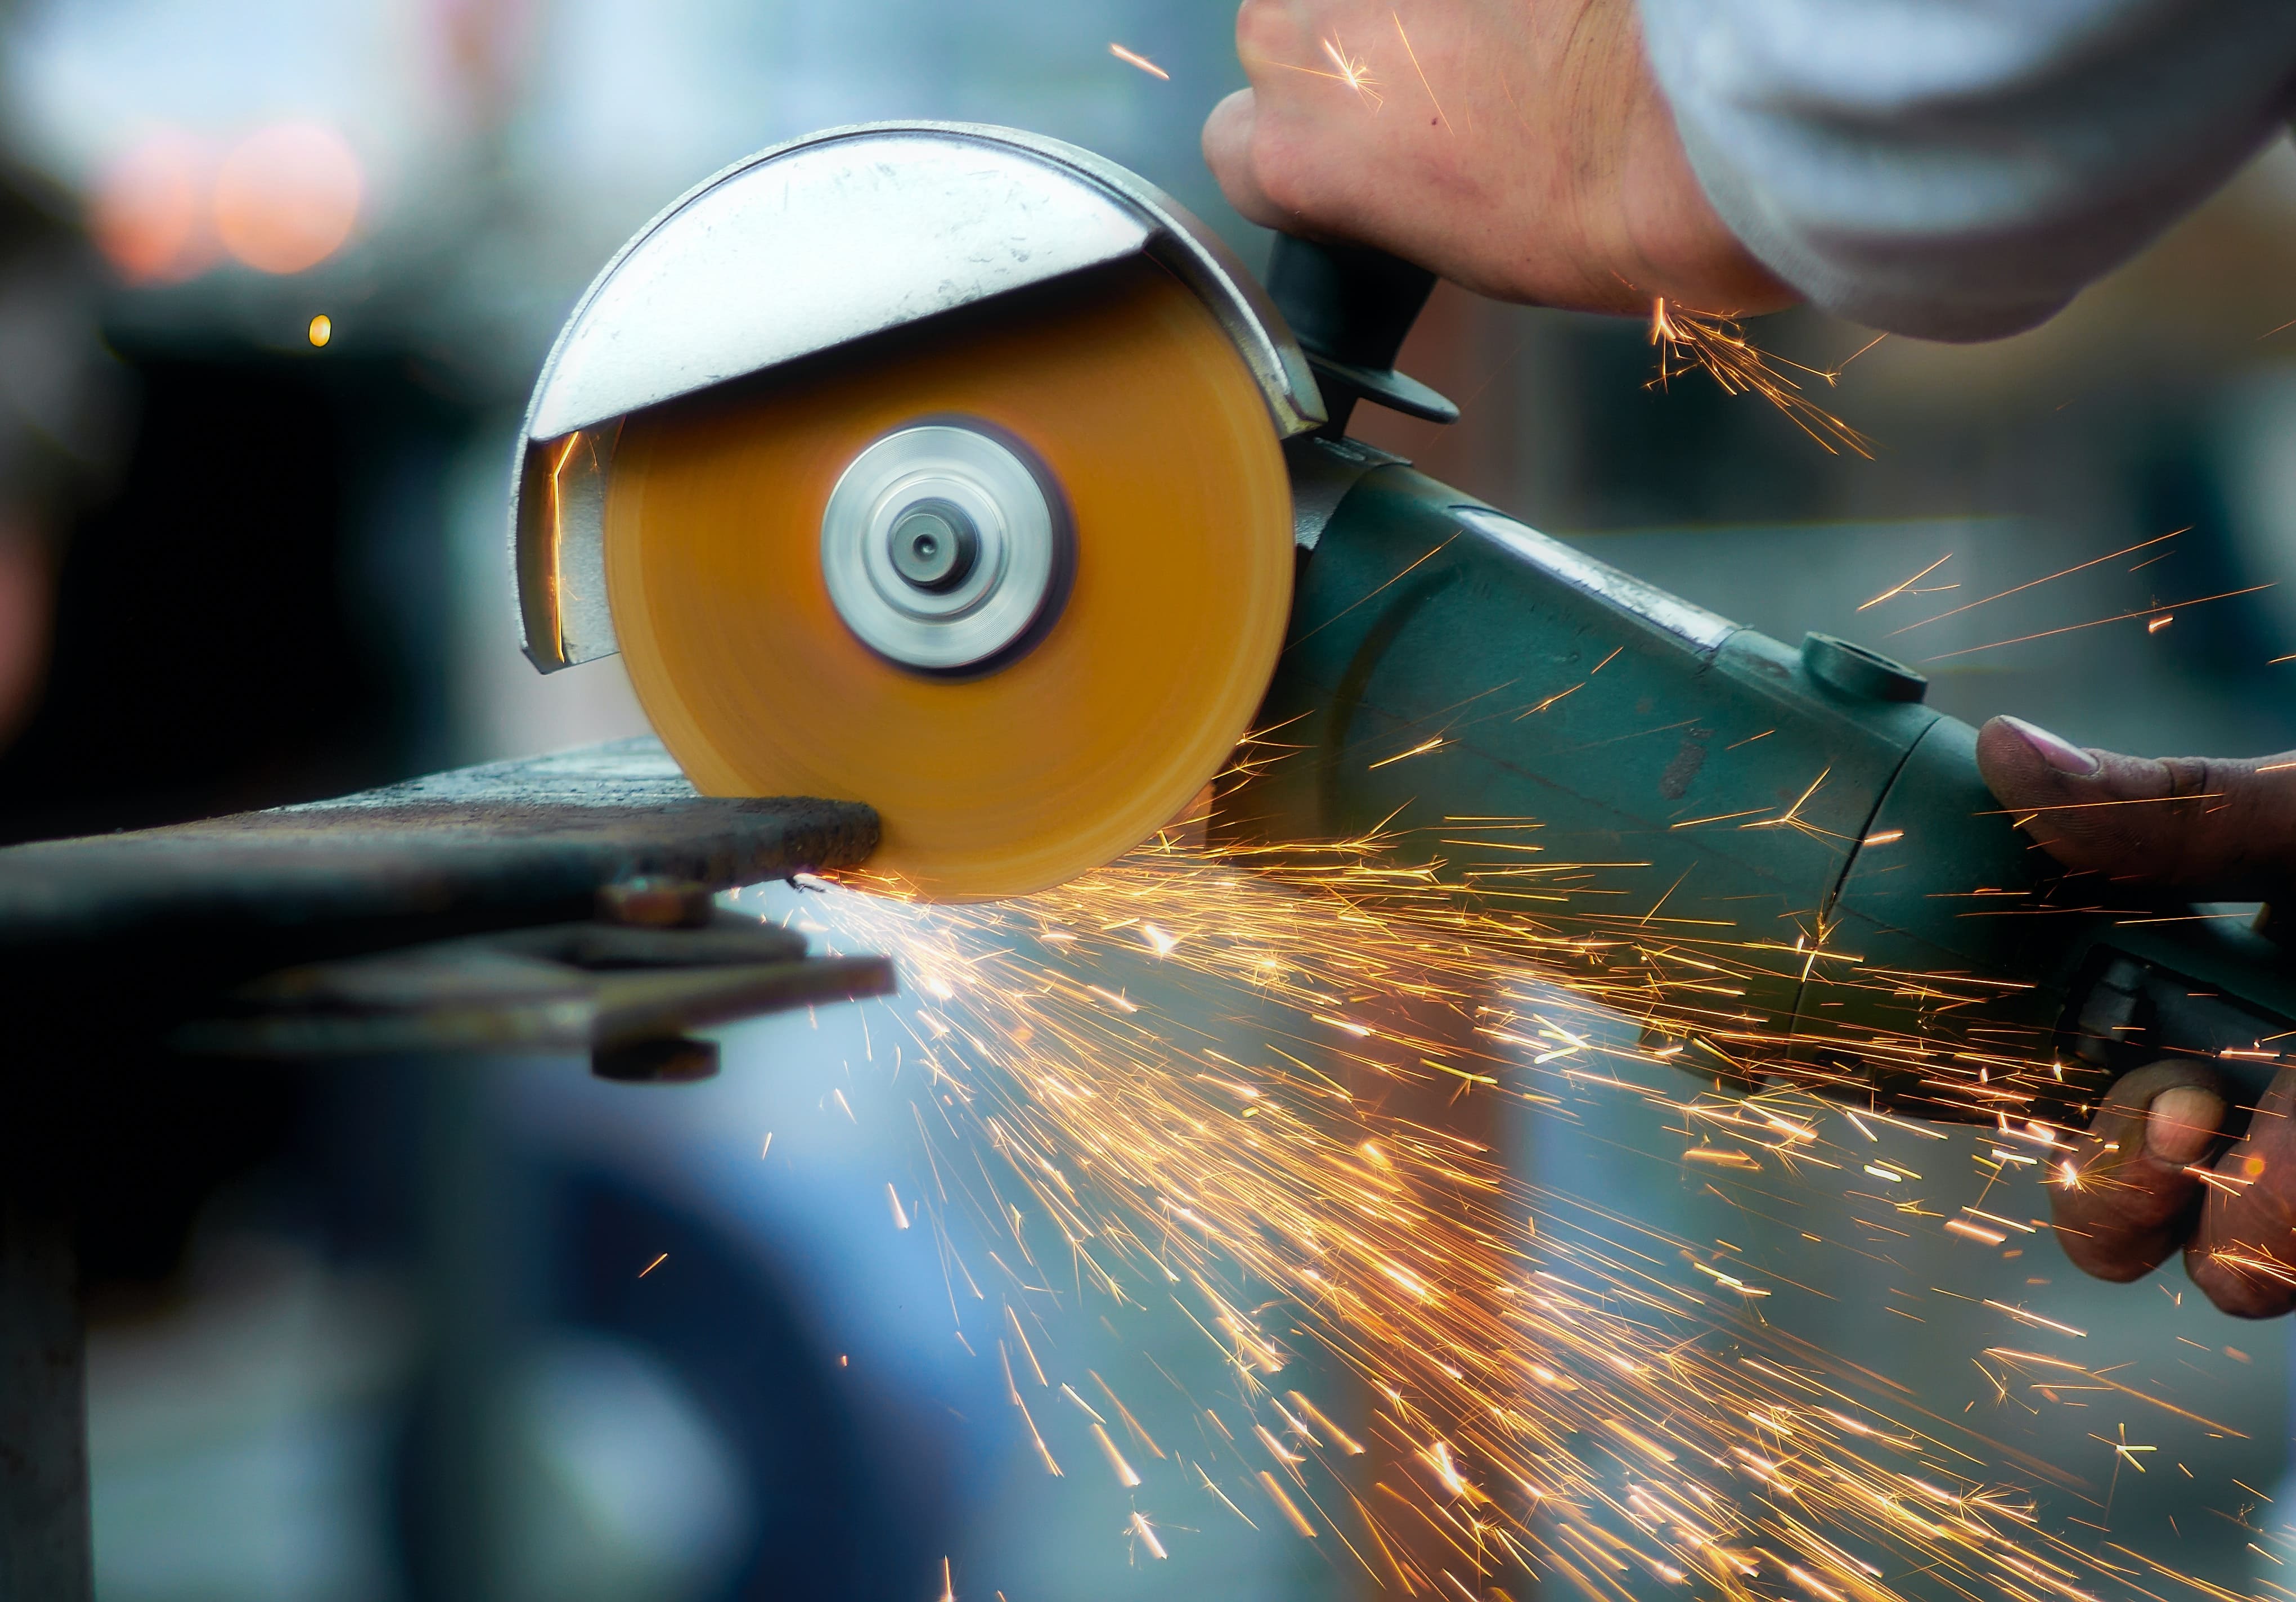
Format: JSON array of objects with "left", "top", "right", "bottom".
[{"left": 511, "top": 122, "right": 2296, "bottom": 1124}]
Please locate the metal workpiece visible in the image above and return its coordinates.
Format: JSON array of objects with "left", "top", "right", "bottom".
[
  {"left": 820, "top": 422, "right": 1071, "bottom": 673},
  {"left": 514, "top": 122, "right": 1324, "bottom": 672},
  {"left": 174, "top": 914, "right": 894, "bottom": 1065},
  {"left": 1229, "top": 464, "right": 2296, "bottom": 1120},
  {"left": 0, "top": 737, "right": 883, "bottom": 1041}
]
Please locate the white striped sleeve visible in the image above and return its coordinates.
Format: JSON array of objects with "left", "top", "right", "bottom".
[{"left": 1637, "top": 0, "right": 2296, "bottom": 340}]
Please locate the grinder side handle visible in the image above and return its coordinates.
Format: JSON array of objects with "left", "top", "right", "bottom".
[
  {"left": 1266, "top": 235, "right": 1459, "bottom": 431},
  {"left": 2051, "top": 913, "right": 2296, "bottom": 1127}
]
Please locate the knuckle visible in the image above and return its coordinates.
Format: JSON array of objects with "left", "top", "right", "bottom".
[
  {"left": 2190, "top": 1257, "right": 2293, "bottom": 1319},
  {"left": 1234, "top": 0, "right": 1296, "bottom": 65},
  {"left": 2055, "top": 1220, "right": 2167, "bottom": 1283},
  {"left": 2164, "top": 757, "right": 2215, "bottom": 800},
  {"left": 1251, "top": 150, "right": 1314, "bottom": 218}
]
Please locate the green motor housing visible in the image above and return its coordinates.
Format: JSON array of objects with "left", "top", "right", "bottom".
[{"left": 1225, "top": 439, "right": 2296, "bottom": 1127}]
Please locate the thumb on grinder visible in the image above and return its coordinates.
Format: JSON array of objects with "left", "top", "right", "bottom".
[
  {"left": 2051, "top": 1062, "right": 2228, "bottom": 1282},
  {"left": 1975, "top": 716, "right": 2296, "bottom": 898}
]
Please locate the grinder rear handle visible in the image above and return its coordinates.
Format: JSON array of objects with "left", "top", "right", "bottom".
[{"left": 1254, "top": 233, "right": 2296, "bottom": 1128}]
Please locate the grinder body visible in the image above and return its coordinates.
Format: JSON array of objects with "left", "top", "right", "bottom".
[
  {"left": 510, "top": 123, "right": 2296, "bottom": 1127},
  {"left": 1232, "top": 447, "right": 2296, "bottom": 1123}
]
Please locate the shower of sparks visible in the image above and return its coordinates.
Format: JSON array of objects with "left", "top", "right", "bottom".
[
  {"left": 1108, "top": 42, "right": 1169, "bottom": 79},
  {"left": 1391, "top": 12, "right": 1450, "bottom": 131},
  {"left": 1310, "top": 35, "right": 1383, "bottom": 110},
  {"left": 1650, "top": 299, "right": 1876, "bottom": 457},
  {"left": 743, "top": 788, "right": 2266, "bottom": 1601}
]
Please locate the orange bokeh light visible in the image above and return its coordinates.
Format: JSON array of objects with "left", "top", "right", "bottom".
[
  {"left": 90, "top": 129, "right": 217, "bottom": 285},
  {"left": 212, "top": 122, "right": 362, "bottom": 276}
]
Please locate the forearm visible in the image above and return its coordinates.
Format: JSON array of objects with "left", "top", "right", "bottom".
[{"left": 1639, "top": 0, "right": 2296, "bottom": 340}]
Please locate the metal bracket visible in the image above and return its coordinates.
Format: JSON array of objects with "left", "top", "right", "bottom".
[{"left": 174, "top": 913, "right": 894, "bottom": 1070}]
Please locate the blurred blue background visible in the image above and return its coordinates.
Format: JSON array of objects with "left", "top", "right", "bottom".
[{"left": 2, "top": 2, "right": 2294, "bottom": 1598}]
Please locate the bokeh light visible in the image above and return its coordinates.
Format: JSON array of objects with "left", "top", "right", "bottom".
[
  {"left": 212, "top": 122, "right": 362, "bottom": 275},
  {"left": 308, "top": 313, "right": 332, "bottom": 347},
  {"left": 88, "top": 128, "right": 215, "bottom": 284}
]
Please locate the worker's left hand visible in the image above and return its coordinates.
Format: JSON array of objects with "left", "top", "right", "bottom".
[
  {"left": 1977, "top": 714, "right": 2296, "bottom": 1316},
  {"left": 1201, "top": 0, "right": 1794, "bottom": 316}
]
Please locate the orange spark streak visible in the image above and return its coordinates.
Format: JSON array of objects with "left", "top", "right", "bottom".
[
  {"left": 1094, "top": 1423, "right": 1144, "bottom": 1486},
  {"left": 1649, "top": 299, "right": 1875, "bottom": 456},
  {"left": 1391, "top": 12, "right": 1450, "bottom": 130},
  {"left": 1974, "top": 793, "right": 2223, "bottom": 816},
  {"left": 1887, "top": 528, "right": 2186, "bottom": 637},
  {"left": 1108, "top": 42, "right": 1169, "bottom": 79},
  {"left": 1314, "top": 35, "right": 1382, "bottom": 110},
  {"left": 1859, "top": 554, "right": 1954, "bottom": 611},
  {"left": 1982, "top": 1300, "right": 2086, "bottom": 1338},
  {"left": 1371, "top": 736, "right": 1449, "bottom": 768},
  {"left": 638, "top": 1252, "right": 667, "bottom": 1277},
  {"left": 1260, "top": 1470, "right": 1319, "bottom": 1536},
  {"left": 1920, "top": 584, "right": 2273, "bottom": 662}
]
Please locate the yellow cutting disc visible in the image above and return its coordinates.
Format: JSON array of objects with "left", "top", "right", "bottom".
[{"left": 603, "top": 258, "right": 1294, "bottom": 900}]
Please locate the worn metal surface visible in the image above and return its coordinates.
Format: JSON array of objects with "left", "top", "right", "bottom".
[{"left": 512, "top": 122, "right": 1323, "bottom": 671}]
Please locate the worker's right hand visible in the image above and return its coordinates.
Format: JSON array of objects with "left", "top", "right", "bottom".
[
  {"left": 1201, "top": 0, "right": 1794, "bottom": 317},
  {"left": 1976, "top": 714, "right": 2296, "bottom": 1317}
]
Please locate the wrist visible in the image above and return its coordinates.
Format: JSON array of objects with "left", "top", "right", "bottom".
[{"left": 1608, "top": 46, "right": 1797, "bottom": 315}]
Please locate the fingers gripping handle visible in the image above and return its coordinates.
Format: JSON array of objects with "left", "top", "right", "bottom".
[
  {"left": 1266, "top": 235, "right": 1459, "bottom": 431},
  {"left": 2055, "top": 920, "right": 2296, "bottom": 1129}
]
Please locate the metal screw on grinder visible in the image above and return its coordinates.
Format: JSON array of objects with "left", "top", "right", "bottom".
[
  {"left": 889, "top": 500, "right": 981, "bottom": 592},
  {"left": 597, "top": 875, "right": 716, "bottom": 929},
  {"left": 1800, "top": 633, "right": 1927, "bottom": 704}
]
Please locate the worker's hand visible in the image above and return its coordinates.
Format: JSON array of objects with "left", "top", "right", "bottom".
[
  {"left": 1202, "top": 0, "right": 1794, "bottom": 316},
  {"left": 1977, "top": 714, "right": 2296, "bottom": 1316}
]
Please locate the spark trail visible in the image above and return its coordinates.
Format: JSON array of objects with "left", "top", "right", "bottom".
[
  {"left": 747, "top": 826, "right": 2262, "bottom": 1601},
  {"left": 1650, "top": 300, "right": 1876, "bottom": 458}
]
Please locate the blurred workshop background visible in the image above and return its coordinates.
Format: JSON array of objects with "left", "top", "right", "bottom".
[{"left": 4, "top": 1, "right": 2296, "bottom": 1599}]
